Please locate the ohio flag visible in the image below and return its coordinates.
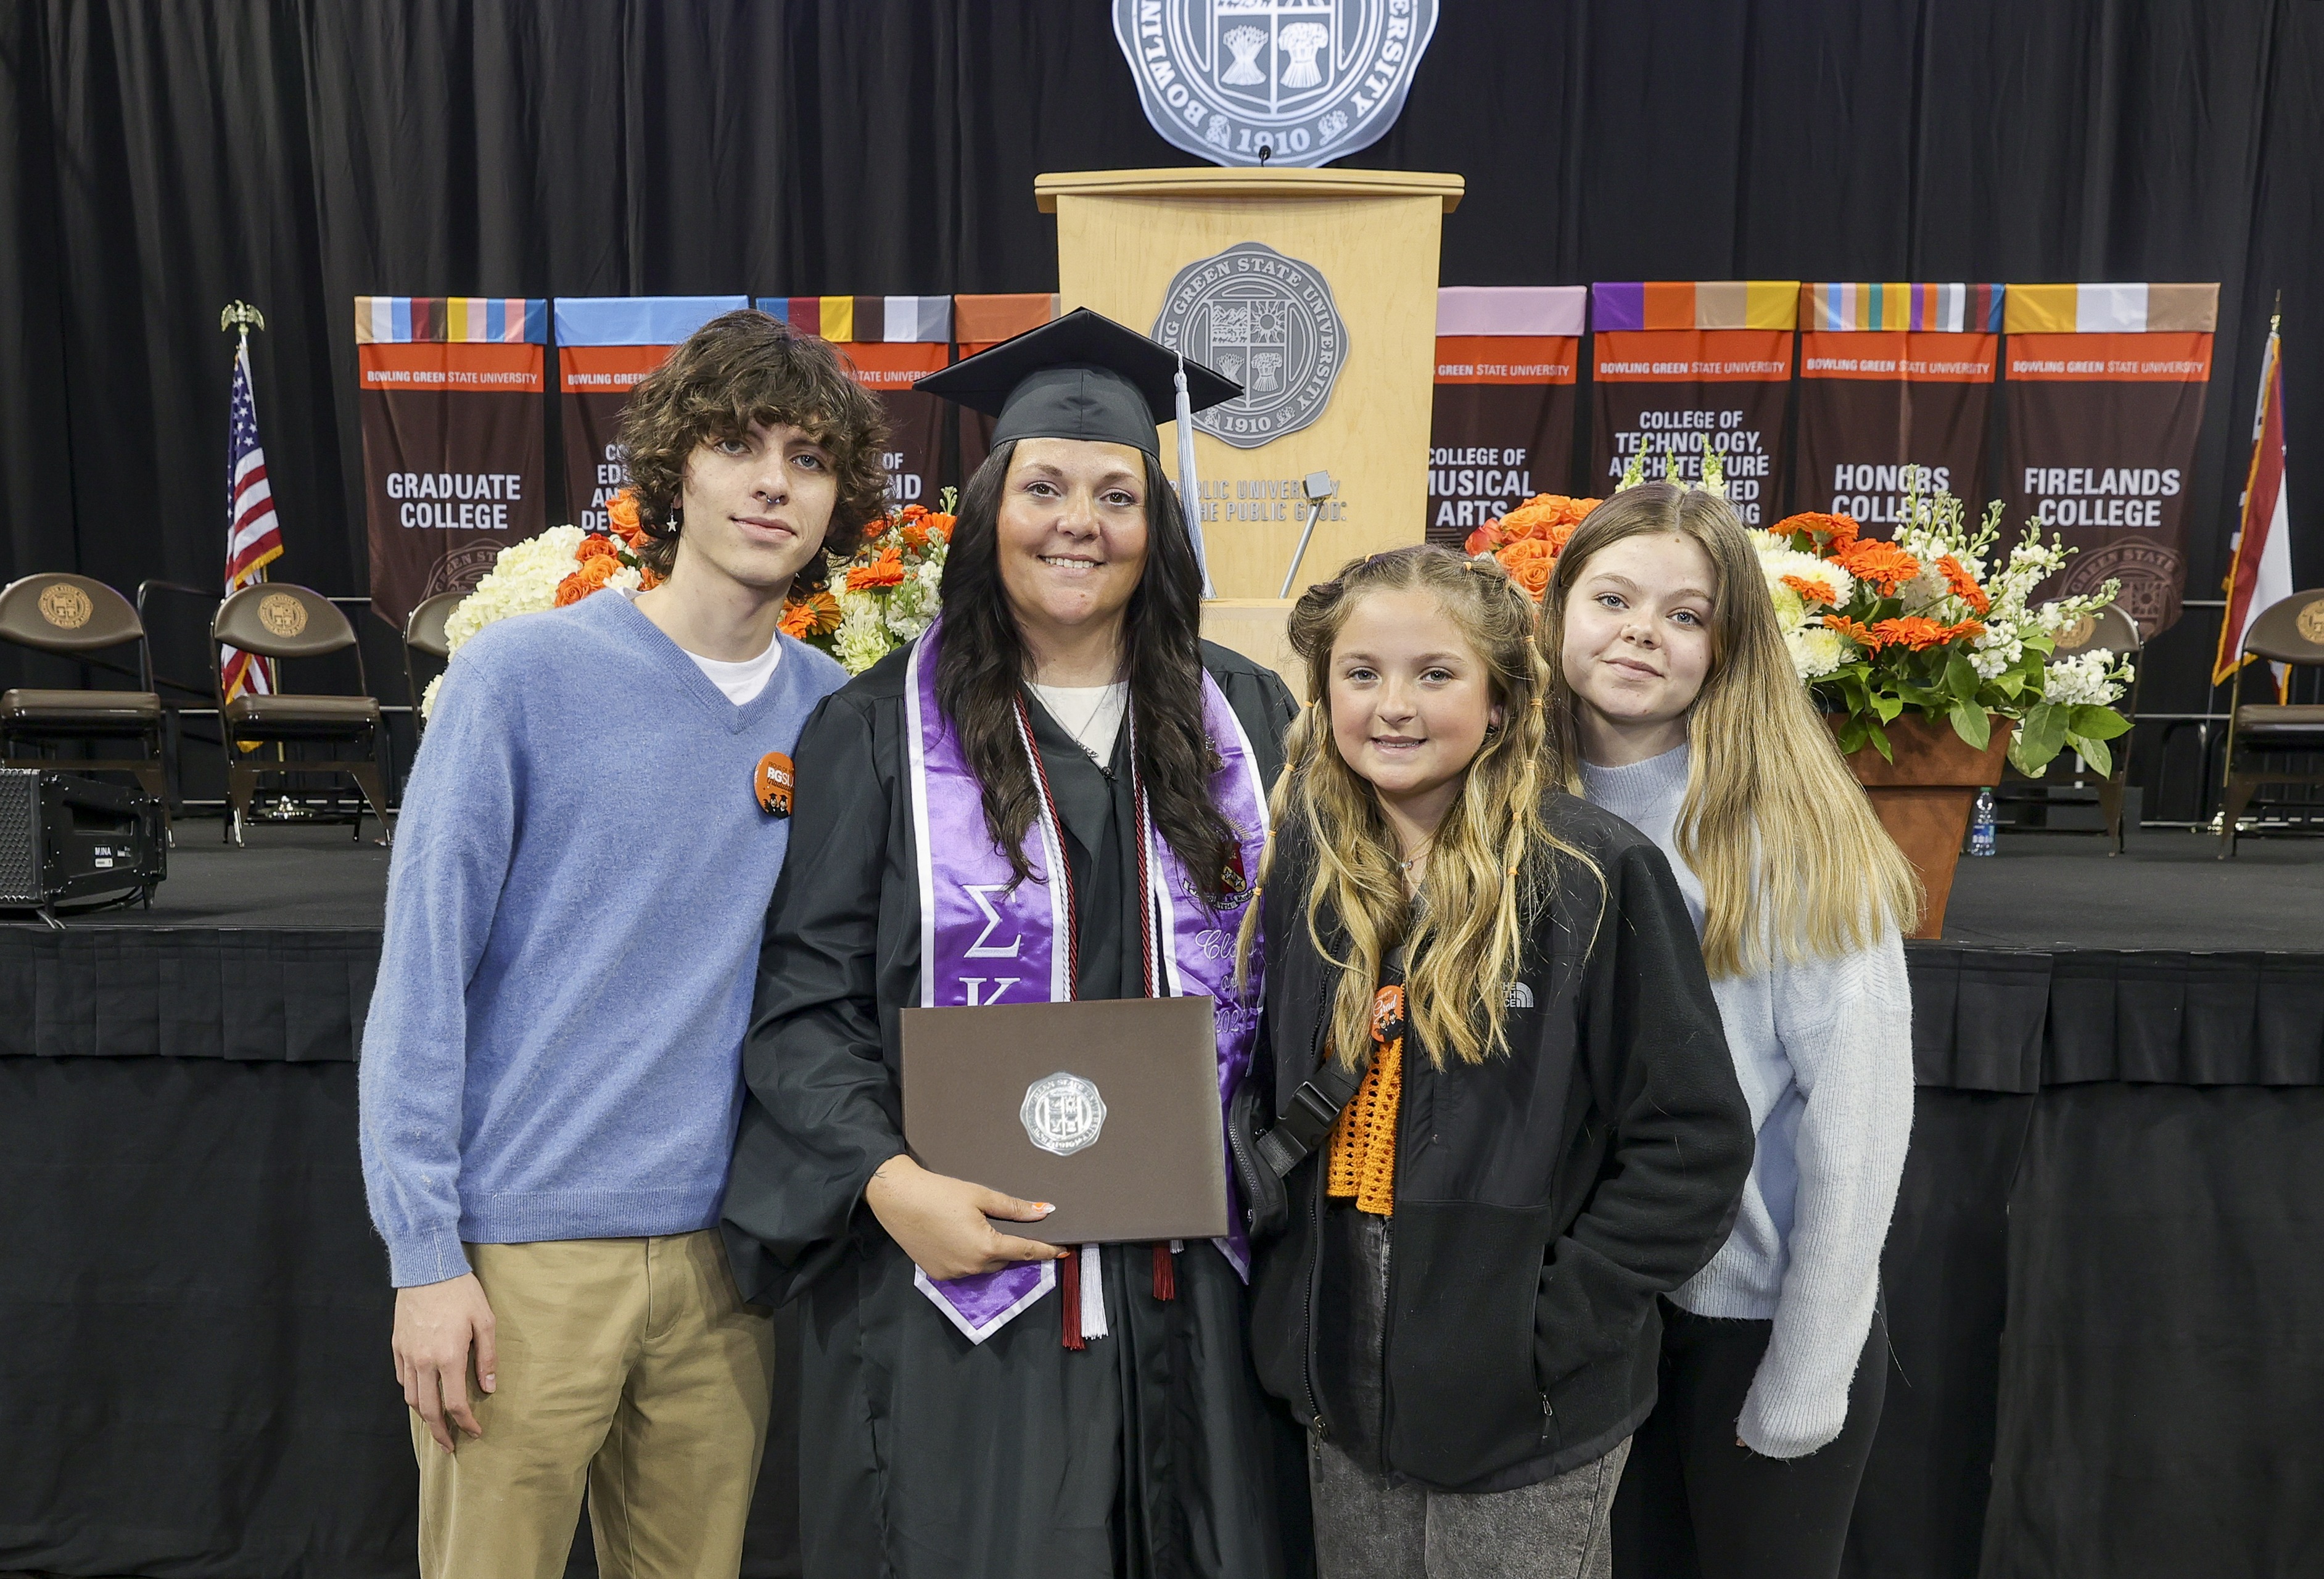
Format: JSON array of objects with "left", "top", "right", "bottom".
[{"left": 223, "top": 336, "right": 284, "bottom": 701}]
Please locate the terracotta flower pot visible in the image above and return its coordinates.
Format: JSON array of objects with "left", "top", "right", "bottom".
[{"left": 1826, "top": 714, "right": 2014, "bottom": 940}]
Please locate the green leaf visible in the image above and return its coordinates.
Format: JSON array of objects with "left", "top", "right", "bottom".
[
  {"left": 1866, "top": 719, "right": 1894, "bottom": 764},
  {"left": 1945, "top": 653, "right": 1979, "bottom": 701},
  {"left": 2066, "top": 733, "right": 2114, "bottom": 778},
  {"left": 1950, "top": 701, "right": 1992, "bottom": 749},
  {"left": 2069, "top": 705, "right": 2131, "bottom": 741},
  {"left": 1874, "top": 691, "right": 1905, "bottom": 723},
  {"left": 2009, "top": 701, "right": 2071, "bottom": 776},
  {"left": 1836, "top": 716, "right": 1868, "bottom": 754}
]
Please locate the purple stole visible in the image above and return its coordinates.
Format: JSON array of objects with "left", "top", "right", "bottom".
[{"left": 904, "top": 616, "right": 1269, "bottom": 1343}]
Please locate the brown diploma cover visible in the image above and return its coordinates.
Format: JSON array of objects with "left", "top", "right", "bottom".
[{"left": 900, "top": 996, "right": 1230, "bottom": 1247}]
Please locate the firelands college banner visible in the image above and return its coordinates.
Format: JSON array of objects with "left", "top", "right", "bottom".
[
  {"left": 1793, "top": 282, "right": 2004, "bottom": 531},
  {"left": 1590, "top": 281, "right": 1797, "bottom": 524},
  {"left": 2001, "top": 282, "right": 2217, "bottom": 635},
  {"left": 356, "top": 295, "right": 548, "bottom": 630},
  {"left": 761, "top": 296, "right": 952, "bottom": 507},
  {"left": 952, "top": 294, "right": 1060, "bottom": 478},
  {"left": 1426, "top": 287, "right": 1583, "bottom": 545},
  {"left": 554, "top": 297, "right": 747, "bottom": 534}
]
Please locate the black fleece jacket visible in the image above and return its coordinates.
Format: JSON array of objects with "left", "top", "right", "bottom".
[{"left": 1246, "top": 790, "right": 1754, "bottom": 1491}]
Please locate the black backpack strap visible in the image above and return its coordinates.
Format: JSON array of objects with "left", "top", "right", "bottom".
[{"left": 1253, "top": 1049, "right": 1369, "bottom": 1178}]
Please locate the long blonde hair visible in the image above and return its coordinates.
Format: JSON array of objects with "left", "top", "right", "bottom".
[
  {"left": 1542, "top": 482, "right": 1919, "bottom": 976},
  {"left": 1237, "top": 546, "right": 1596, "bottom": 1068}
]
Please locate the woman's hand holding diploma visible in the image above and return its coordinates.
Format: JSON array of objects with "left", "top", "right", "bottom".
[{"left": 864, "top": 1153, "right": 1068, "bottom": 1280}]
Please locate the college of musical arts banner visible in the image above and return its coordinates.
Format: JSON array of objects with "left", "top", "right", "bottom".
[
  {"left": 553, "top": 296, "right": 748, "bottom": 534},
  {"left": 1792, "top": 282, "right": 2005, "bottom": 530},
  {"left": 950, "top": 294, "right": 1060, "bottom": 477},
  {"left": 761, "top": 296, "right": 953, "bottom": 506},
  {"left": 2000, "top": 282, "right": 2218, "bottom": 635},
  {"left": 1425, "top": 286, "right": 1583, "bottom": 545},
  {"left": 1589, "top": 281, "right": 1797, "bottom": 524},
  {"left": 356, "top": 295, "right": 548, "bottom": 630}
]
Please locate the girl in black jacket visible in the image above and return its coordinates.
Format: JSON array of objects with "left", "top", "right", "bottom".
[{"left": 1239, "top": 545, "right": 1753, "bottom": 1579}]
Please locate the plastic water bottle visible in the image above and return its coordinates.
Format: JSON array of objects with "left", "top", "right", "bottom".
[{"left": 1968, "top": 787, "right": 1998, "bottom": 857}]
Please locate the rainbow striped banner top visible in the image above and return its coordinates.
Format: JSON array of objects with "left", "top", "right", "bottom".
[
  {"left": 1802, "top": 283, "right": 2003, "bottom": 333},
  {"left": 551, "top": 297, "right": 749, "bottom": 347},
  {"left": 1437, "top": 286, "right": 1587, "bottom": 336},
  {"left": 2003, "top": 282, "right": 2218, "bottom": 334},
  {"left": 1591, "top": 281, "right": 1799, "bottom": 332},
  {"left": 760, "top": 296, "right": 954, "bottom": 344},
  {"left": 356, "top": 296, "right": 546, "bottom": 344}
]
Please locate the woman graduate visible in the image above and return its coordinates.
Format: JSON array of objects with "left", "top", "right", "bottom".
[{"left": 721, "top": 310, "right": 1309, "bottom": 1579}]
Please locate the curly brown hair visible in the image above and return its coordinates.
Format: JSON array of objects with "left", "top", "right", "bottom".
[{"left": 615, "top": 310, "right": 890, "bottom": 588}]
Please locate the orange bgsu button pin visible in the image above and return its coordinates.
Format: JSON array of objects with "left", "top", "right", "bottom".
[{"left": 754, "top": 751, "right": 795, "bottom": 818}]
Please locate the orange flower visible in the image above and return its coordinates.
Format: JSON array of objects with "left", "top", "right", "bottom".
[
  {"left": 638, "top": 566, "right": 664, "bottom": 592},
  {"left": 1498, "top": 494, "right": 1600, "bottom": 543},
  {"left": 575, "top": 533, "right": 622, "bottom": 565},
  {"left": 1869, "top": 616, "right": 1983, "bottom": 652},
  {"left": 1781, "top": 573, "right": 1840, "bottom": 606},
  {"left": 1825, "top": 613, "right": 1884, "bottom": 651},
  {"left": 847, "top": 546, "right": 907, "bottom": 592},
  {"left": 1937, "top": 555, "right": 1991, "bottom": 614},
  {"left": 554, "top": 555, "right": 620, "bottom": 607},
  {"left": 1496, "top": 537, "right": 1557, "bottom": 600},
  {"left": 925, "top": 513, "right": 955, "bottom": 542},
  {"left": 779, "top": 589, "right": 843, "bottom": 639},
  {"left": 900, "top": 521, "right": 931, "bottom": 551},
  {"left": 1464, "top": 522, "right": 1505, "bottom": 555},
  {"left": 606, "top": 490, "right": 645, "bottom": 546},
  {"left": 1941, "top": 618, "right": 1987, "bottom": 643},
  {"left": 1832, "top": 537, "right": 1921, "bottom": 595},
  {"left": 1776, "top": 511, "right": 1860, "bottom": 548},
  {"left": 899, "top": 503, "right": 928, "bottom": 521}
]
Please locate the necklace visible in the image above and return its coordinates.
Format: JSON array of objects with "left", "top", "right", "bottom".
[{"left": 1397, "top": 835, "right": 1435, "bottom": 874}]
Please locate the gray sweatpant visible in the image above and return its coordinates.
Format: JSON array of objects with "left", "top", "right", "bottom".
[{"left": 1309, "top": 1433, "right": 1631, "bottom": 1579}]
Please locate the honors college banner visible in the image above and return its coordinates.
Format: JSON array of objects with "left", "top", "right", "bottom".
[
  {"left": 1590, "top": 281, "right": 1797, "bottom": 524},
  {"left": 1427, "top": 287, "right": 1583, "bottom": 545},
  {"left": 356, "top": 296, "right": 548, "bottom": 630},
  {"left": 951, "top": 294, "right": 1061, "bottom": 478},
  {"left": 554, "top": 296, "right": 747, "bottom": 534},
  {"left": 2001, "top": 282, "right": 2218, "bottom": 635},
  {"left": 1793, "top": 282, "right": 2004, "bottom": 531},
  {"left": 762, "top": 296, "right": 952, "bottom": 506}
]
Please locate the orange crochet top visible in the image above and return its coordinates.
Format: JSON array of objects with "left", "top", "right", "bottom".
[{"left": 1325, "top": 983, "right": 1407, "bottom": 1216}]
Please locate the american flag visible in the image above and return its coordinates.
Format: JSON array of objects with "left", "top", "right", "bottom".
[{"left": 223, "top": 334, "right": 284, "bottom": 700}]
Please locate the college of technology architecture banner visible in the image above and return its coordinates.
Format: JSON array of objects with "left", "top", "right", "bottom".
[
  {"left": 554, "top": 296, "right": 748, "bottom": 534},
  {"left": 356, "top": 296, "right": 548, "bottom": 630},
  {"left": 1425, "top": 286, "right": 1583, "bottom": 545},
  {"left": 1589, "top": 281, "right": 1797, "bottom": 524},
  {"left": 762, "top": 296, "right": 952, "bottom": 507},
  {"left": 1792, "top": 282, "right": 2005, "bottom": 529},
  {"left": 950, "top": 294, "right": 1060, "bottom": 478},
  {"left": 2000, "top": 282, "right": 2218, "bottom": 636}
]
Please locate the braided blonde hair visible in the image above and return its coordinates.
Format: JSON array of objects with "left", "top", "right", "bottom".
[{"left": 1238, "top": 546, "right": 1600, "bottom": 1068}]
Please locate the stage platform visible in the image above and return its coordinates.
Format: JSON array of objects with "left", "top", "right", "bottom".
[{"left": 2, "top": 823, "right": 2320, "bottom": 1579}]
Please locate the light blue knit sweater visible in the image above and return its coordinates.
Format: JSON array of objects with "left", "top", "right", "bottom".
[{"left": 358, "top": 589, "right": 845, "bottom": 1287}]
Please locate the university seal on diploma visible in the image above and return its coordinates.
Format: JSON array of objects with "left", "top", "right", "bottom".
[
  {"left": 1154, "top": 241, "right": 1347, "bottom": 448},
  {"left": 1021, "top": 1073, "right": 1108, "bottom": 1157},
  {"left": 1112, "top": 0, "right": 1441, "bottom": 169}
]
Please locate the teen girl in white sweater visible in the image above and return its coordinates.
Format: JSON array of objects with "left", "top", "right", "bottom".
[{"left": 1544, "top": 482, "right": 1919, "bottom": 1579}]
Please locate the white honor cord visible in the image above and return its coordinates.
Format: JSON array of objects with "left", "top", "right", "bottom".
[
  {"left": 1079, "top": 1243, "right": 1110, "bottom": 1338},
  {"left": 1175, "top": 357, "right": 1216, "bottom": 600}
]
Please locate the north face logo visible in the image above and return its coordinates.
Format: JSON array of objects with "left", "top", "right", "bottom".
[{"left": 1505, "top": 982, "right": 1535, "bottom": 1010}]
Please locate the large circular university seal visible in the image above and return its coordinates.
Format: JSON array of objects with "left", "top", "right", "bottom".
[
  {"left": 1111, "top": 1, "right": 1441, "bottom": 169},
  {"left": 1154, "top": 242, "right": 1347, "bottom": 450},
  {"left": 1021, "top": 1072, "right": 1108, "bottom": 1158}
]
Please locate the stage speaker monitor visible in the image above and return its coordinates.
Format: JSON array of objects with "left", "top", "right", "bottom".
[
  {"left": 0, "top": 769, "right": 167, "bottom": 923},
  {"left": 1037, "top": 165, "right": 1462, "bottom": 633}
]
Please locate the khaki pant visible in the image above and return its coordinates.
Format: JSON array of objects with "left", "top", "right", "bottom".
[{"left": 413, "top": 1231, "right": 777, "bottom": 1579}]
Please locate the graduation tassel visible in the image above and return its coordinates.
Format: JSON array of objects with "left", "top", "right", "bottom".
[
  {"left": 1151, "top": 1242, "right": 1176, "bottom": 1301},
  {"left": 1060, "top": 1250, "right": 1085, "bottom": 1350},
  {"left": 1175, "top": 355, "right": 1216, "bottom": 600}
]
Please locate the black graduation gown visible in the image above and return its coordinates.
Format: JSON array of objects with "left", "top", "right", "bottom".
[{"left": 722, "top": 638, "right": 1308, "bottom": 1579}]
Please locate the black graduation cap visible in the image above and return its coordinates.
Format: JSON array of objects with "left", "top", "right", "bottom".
[{"left": 914, "top": 307, "right": 1242, "bottom": 458}]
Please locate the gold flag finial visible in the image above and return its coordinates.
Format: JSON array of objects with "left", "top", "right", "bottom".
[{"left": 220, "top": 301, "right": 266, "bottom": 334}]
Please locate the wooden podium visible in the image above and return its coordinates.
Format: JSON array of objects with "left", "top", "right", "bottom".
[{"left": 1035, "top": 167, "right": 1464, "bottom": 696}]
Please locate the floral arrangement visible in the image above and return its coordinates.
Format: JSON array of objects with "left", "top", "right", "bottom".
[
  {"left": 794, "top": 490, "right": 956, "bottom": 674},
  {"left": 1462, "top": 493, "right": 1601, "bottom": 598},
  {"left": 1758, "top": 490, "right": 2132, "bottom": 776}
]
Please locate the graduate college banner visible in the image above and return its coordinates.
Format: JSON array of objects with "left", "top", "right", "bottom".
[
  {"left": 2001, "top": 282, "right": 2218, "bottom": 636},
  {"left": 554, "top": 296, "right": 747, "bottom": 534},
  {"left": 1426, "top": 286, "right": 1583, "bottom": 544},
  {"left": 951, "top": 294, "right": 1060, "bottom": 479},
  {"left": 1793, "top": 282, "right": 2003, "bottom": 531},
  {"left": 763, "top": 296, "right": 953, "bottom": 507},
  {"left": 356, "top": 295, "right": 548, "bottom": 630},
  {"left": 1590, "top": 281, "right": 1797, "bottom": 524}
]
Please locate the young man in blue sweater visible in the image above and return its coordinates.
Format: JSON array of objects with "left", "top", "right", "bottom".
[{"left": 360, "top": 310, "right": 884, "bottom": 1579}]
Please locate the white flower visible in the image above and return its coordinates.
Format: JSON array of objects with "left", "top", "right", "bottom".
[
  {"left": 832, "top": 588, "right": 895, "bottom": 674},
  {"left": 2042, "top": 648, "right": 2132, "bottom": 707},
  {"left": 441, "top": 525, "right": 585, "bottom": 657},
  {"left": 1784, "top": 625, "right": 1849, "bottom": 680}
]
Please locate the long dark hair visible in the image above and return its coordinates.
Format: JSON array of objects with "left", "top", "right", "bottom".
[{"left": 934, "top": 439, "right": 1240, "bottom": 901}]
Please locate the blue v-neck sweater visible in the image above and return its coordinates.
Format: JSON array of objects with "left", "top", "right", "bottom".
[{"left": 359, "top": 589, "right": 846, "bottom": 1287}]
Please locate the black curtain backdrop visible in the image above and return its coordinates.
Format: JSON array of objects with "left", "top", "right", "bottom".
[{"left": 4, "top": 1, "right": 2323, "bottom": 748}]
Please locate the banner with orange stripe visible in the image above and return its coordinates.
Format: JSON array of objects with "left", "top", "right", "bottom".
[
  {"left": 1588, "top": 282, "right": 1797, "bottom": 524},
  {"left": 1792, "top": 284, "right": 2004, "bottom": 531},
  {"left": 759, "top": 297, "right": 955, "bottom": 508},
  {"left": 552, "top": 297, "right": 749, "bottom": 535},
  {"left": 2000, "top": 284, "right": 2219, "bottom": 635},
  {"left": 1426, "top": 288, "right": 1584, "bottom": 544}
]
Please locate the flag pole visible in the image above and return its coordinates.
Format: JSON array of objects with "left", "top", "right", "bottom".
[{"left": 221, "top": 300, "right": 268, "bottom": 601}]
